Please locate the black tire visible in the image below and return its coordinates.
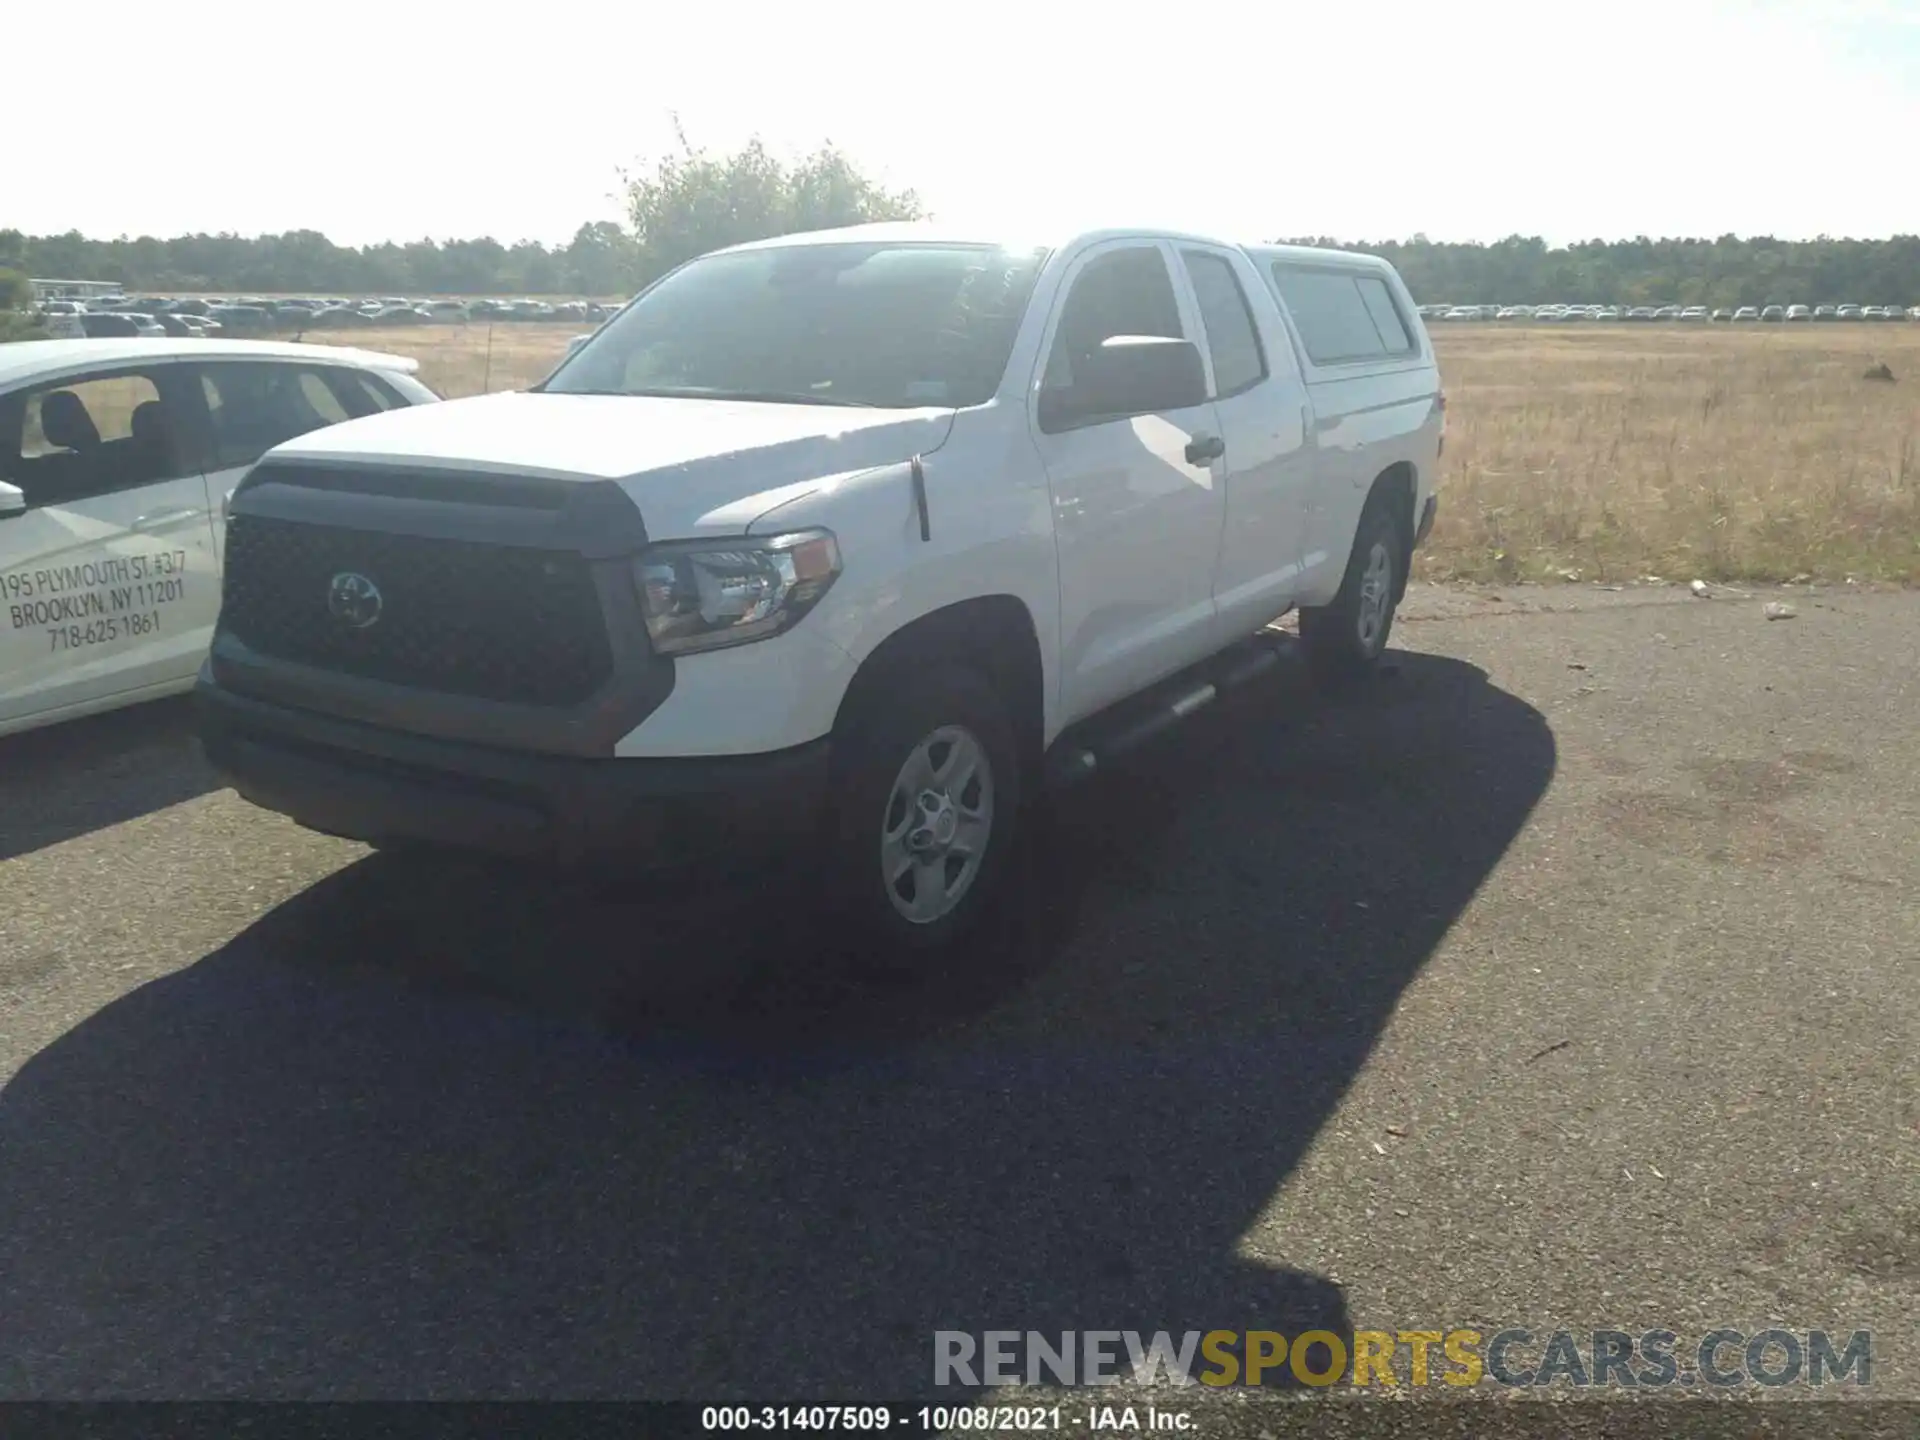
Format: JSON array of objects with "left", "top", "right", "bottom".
[
  {"left": 1298, "top": 494, "right": 1406, "bottom": 688},
  {"left": 822, "top": 663, "right": 1023, "bottom": 960}
]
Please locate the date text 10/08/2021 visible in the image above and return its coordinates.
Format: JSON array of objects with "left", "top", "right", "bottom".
[
  {"left": 3, "top": 552, "right": 189, "bottom": 653},
  {"left": 701, "top": 1408, "right": 1186, "bottom": 1432}
]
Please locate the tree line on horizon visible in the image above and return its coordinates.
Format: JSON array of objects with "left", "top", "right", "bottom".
[
  {"left": 1303, "top": 233, "right": 1920, "bottom": 308},
  {"left": 5, "top": 129, "right": 1918, "bottom": 306}
]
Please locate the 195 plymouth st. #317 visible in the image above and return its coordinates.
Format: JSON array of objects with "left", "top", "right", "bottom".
[{"left": 0, "top": 337, "right": 438, "bottom": 737}]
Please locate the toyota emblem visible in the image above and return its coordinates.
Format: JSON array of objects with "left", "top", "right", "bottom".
[{"left": 327, "top": 571, "right": 383, "bottom": 630}]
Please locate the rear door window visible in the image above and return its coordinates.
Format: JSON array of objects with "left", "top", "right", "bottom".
[
  {"left": 196, "top": 362, "right": 362, "bottom": 470},
  {"left": 323, "top": 367, "right": 405, "bottom": 416},
  {"left": 1181, "top": 250, "right": 1269, "bottom": 398}
]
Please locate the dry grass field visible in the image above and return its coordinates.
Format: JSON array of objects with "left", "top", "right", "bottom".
[
  {"left": 315, "top": 322, "right": 579, "bottom": 400},
  {"left": 1426, "top": 325, "right": 1920, "bottom": 584},
  {"left": 310, "top": 322, "right": 1920, "bottom": 585}
]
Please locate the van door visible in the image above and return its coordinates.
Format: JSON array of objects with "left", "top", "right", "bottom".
[
  {"left": 0, "top": 366, "right": 222, "bottom": 727},
  {"left": 1173, "top": 244, "right": 1314, "bottom": 639},
  {"left": 1027, "top": 240, "right": 1227, "bottom": 725}
]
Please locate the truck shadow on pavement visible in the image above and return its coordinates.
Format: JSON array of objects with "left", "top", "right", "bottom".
[
  {"left": 0, "top": 696, "right": 214, "bottom": 863},
  {"left": 0, "top": 650, "right": 1554, "bottom": 1399}
]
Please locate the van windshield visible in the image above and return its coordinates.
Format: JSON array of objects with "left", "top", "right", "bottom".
[{"left": 544, "top": 241, "right": 1049, "bottom": 410}]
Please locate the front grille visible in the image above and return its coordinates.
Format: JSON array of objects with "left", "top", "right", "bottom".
[{"left": 221, "top": 514, "right": 614, "bottom": 706}]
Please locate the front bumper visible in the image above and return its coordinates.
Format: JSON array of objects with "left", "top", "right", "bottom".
[{"left": 195, "top": 673, "right": 833, "bottom": 868}]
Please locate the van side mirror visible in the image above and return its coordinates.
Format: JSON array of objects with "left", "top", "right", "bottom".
[
  {"left": 565, "top": 334, "right": 592, "bottom": 359},
  {"left": 0, "top": 481, "right": 25, "bottom": 518},
  {"left": 1039, "top": 335, "right": 1207, "bottom": 431}
]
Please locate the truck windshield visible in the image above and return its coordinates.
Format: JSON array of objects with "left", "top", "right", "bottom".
[{"left": 544, "top": 241, "right": 1049, "bottom": 409}]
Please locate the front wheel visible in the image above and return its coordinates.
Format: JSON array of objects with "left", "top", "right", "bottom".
[
  {"left": 1298, "top": 499, "right": 1404, "bottom": 687},
  {"left": 824, "top": 664, "right": 1022, "bottom": 960}
]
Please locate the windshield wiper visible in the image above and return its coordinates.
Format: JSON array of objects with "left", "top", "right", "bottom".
[{"left": 710, "top": 389, "right": 877, "bottom": 409}]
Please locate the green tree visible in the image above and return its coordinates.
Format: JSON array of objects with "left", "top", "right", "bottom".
[
  {"left": 439, "top": 237, "right": 509, "bottom": 294},
  {"left": 561, "top": 221, "right": 639, "bottom": 297},
  {"left": 8, "top": 211, "right": 1920, "bottom": 304},
  {"left": 0, "top": 266, "right": 44, "bottom": 343},
  {"left": 1287, "top": 232, "right": 1920, "bottom": 306},
  {"left": 505, "top": 239, "right": 559, "bottom": 294},
  {"left": 622, "top": 118, "right": 923, "bottom": 285}
]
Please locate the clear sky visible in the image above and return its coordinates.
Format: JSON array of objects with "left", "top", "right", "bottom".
[{"left": 16, "top": 0, "right": 1920, "bottom": 248}]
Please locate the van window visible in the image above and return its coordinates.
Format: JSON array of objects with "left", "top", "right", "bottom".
[
  {"left": 325, "top": 368, "right": 404, "bottom": 416},
  {"left": 298, "top": 371, "right": 352, "bottom": 424},
  {"left": 1356, "top": 276, "right": 1415, "bottom": 355},
  {"left": 1270, "top": 266, "right": 1414, "bottom": 367},
  {"left": 5, "top": 371, "right": 194, "bottom": 506},
  {"left": 198, "top": 362, "right": 357, "bottom": 470}
]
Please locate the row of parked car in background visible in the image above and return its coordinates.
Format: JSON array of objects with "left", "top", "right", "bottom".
[
  {"left": 1421, "top": 302, "right": 1920, "bottom": 323},
  {"left": 33, "top": 294, "right": 618, "bottom": 339}
]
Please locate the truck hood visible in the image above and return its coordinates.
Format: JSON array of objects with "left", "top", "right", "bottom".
[{"left": 270, "top": 390, "right": 957, "bottom": 537}]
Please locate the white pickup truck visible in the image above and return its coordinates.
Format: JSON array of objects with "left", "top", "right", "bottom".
[{"left": 197, "top": 223, "right": 1444, "bottom": 956}]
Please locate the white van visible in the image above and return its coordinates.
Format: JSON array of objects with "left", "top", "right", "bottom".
[{"left": 0, "top": 338, "right": 440, "bottom": 736}]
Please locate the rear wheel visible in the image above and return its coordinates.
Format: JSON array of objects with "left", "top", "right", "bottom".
[
  {"left": 824, "top": 664, "right": 1022, "bottom": 959},
  {"left": 1299, "top": 496, "right": 1405, "bottom": 687}
]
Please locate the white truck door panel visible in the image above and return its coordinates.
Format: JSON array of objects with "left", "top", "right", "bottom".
[
  {"left": 1028, "top": 241, "right": 1227, "bottom": 725},
  {"left": 1174, "top": 244, "right": 1315, "bottom": 638},
  {"left": 0, "top": 368, "right": 220, "bottom": 726}
]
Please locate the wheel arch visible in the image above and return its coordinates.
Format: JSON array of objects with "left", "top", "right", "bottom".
[
  {"left": 1367, "top": 461, "right": 1417, "bottom": 600},
  {"left": 831, "top": 594, "right": 1046, "bottom": 785}
]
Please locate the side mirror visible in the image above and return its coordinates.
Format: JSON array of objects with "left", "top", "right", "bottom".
[
  {"left": 0, "top": 481, "right": 24, "bottom": 519},
  {"left": 1040, "top": 335, "right": 1207, "bottom": 431},
  {"left": 565, "top": 333, "right": 592, "bottom": 359}
]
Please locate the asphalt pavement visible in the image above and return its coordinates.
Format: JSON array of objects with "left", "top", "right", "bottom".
[{"left": 1, "top": 583, "right": 1915, "bottom": 1403}]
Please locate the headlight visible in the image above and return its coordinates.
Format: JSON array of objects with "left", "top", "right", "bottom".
[{"left": 633, "top": 529, "right": 842, "bottom": 656}]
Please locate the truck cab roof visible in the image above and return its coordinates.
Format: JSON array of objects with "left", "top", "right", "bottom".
[{"left": 712, "top": 221, "right": 1395, "bottom": 273}]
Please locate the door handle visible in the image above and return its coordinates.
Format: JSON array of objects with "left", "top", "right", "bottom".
[
  {"left": 132, "top": 507, "right": 198, "bottom": 532},
  {"left": 1185, "top": 434, "right": 1225, "bottom": 465}
]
